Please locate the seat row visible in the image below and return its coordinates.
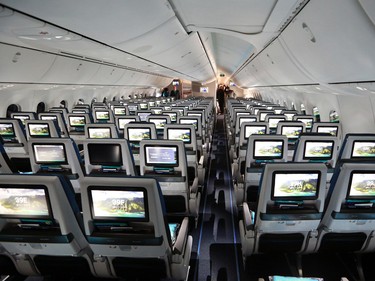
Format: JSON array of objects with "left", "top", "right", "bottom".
[
  {"left": 0, "top": 174, "right": 192, "bottom": 280},
  {"left": 239, "top": 160, "right": 375, "bottom": 264}
]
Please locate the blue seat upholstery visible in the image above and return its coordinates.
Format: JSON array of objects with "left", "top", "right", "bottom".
[
  {"left": 80, "top": 176, "right": 192, "bottom": 280},
  {"left": 239, "top": 162, "right": 327, "bottom": 261},
  {"left": 0, "top": 174, "right": 94, "bottom": 278}
]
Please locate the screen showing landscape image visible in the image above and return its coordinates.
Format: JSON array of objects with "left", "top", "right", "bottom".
[
  {"left": 88, "top": 128, "right": 111, "bottom": 138},
  {"left": 351, "top": 142, "right": 375, "bottom": 158},
  {"left": 128, "top": 128, "right": 151, "bottom": 141},
  {"left": 239, "top": 117, "right": 257, "bottom": 127},
  {"left": 69, "top": 116, "right": 85, "bottom": 127},
  {"left": 304, "top": 141, "right": 333, "bottom": 159},
  {"left": 118, "top": 118, "right": 135, "bottom": 129},
  {"left": 0, "top": 187, "right": 49, "bottom": 217},
  {"left": 268, "top": 118, "right": 285, "bottom": 129},
  {"left": 114, "top": 108, "right": 126, "bottom": 115},
  {"left": 149, "top": 119, "right": 166, "bottom": 129},
  {"left": 317, "top": 126, "right": 338, "bottom": 136},
  {"left": 180, "top": 119, "right": 197, "bottom": 129},
  {"left": 168, "top": 129, "right": 191, "bottom": 143},
  {"left": 273, "top": 173, "right": 319, "bottom": 199},
  {"left": 91, "top": 189, "right": 146, "bottom": 219},
  {"left": 245, "top": 126, "right": 266, "bottom": 138},
  {"left": 254, "top": 140, "right": 283, "bottom": 158},
  {"left": 297, "top": 118, "right": 313, "bottom": 129},
  {"left": 0, "top": 123, "right": 15, "bottom": 136},
  {"left": 29, "top": 124, "right": 50, "bottom": 137},
  {"left": 281, "top": 126, "right": 303, "bottom": 139},
  {"left": 348, "top": 173, "right": 375, "bottom": 198},
  {"left": 96, "top": 111, "right": 110, "bottom": 120}
]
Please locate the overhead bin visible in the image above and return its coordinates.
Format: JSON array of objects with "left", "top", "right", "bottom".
[
  {"left": 0, "top": 43, "right": 55, "bottom": 83},
  {"left": 114, "top": 17, "right": 188, "bottom": 58},
  {"left": 280, "top": 0, "right": 375, "bottom": 83},
  {"left": 40, "top": 55, "right": 99, "bottom": 84},
  {"left": 88, "top": 65, "right": 125, "bottom": 85},
  {"left": 251, "top": 39, "right": 315, "bottom": 86}
]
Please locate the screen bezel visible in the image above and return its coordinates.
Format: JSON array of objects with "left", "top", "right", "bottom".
[
  {"left": 148, "top": 118, "right": 167, "bottom": 129},
  {"left": 113, "top": 107, "right": 127, "bottom": 115},
  {"left": 296, "top": 117, "right": 314, "bottom": 129},
  {"left": 88, "top": 186, "right": 149, "bottom": 222},
  {"left": 40, "top": 115, "right": 58, "bottom": 121},
  {"left": 95, "top": 110, "right": 110, "bottom": 120},
  {"left": 27, "top": 123, "right": 51, "bottom": 138},
  {"left": 166, "top": 128, "right": 192, "bottom": 144},
  {"left": 268, "top": 117, "right": 286, "bottom": 129},
  {"left": 303, "top": 140, "right": 334, "bottom": 160},
  {"left": 0, "top": 184, "right": 53, "bottom": 220},
  {"left": 252, "top": 139, "right": 284, "bottom": 160},
  {"left": 32, "top": 143, "right": 68, "bottom": 165},
  {"left": 117, "top": 118, "right": 136, "bottom": 129},
  {"left": 127, "top": 127, "right": 152, "bottom": 142},
  {"left": 87, "top": 143, "right": 123, "bottom": 166},
  {"left": 68, "top": 115, "right": 86, "bottom": 127},
  {"left": 271, "top": 170, "right": 321, "bottom": 201},
  {"left": 347, "top": 171, "right": 375, "bottom": 200},
  {"left": 281, "top": 125, "right": 303, "bottom": 139},
  {"left": 351, "top": 141, "right": 375, "bottom": 159},
  {"left": 0, "top": 123, "right": 16, "bottom": 137},
  {"left": 88, "top": 127, "right": 112, "bottom": 139},
  {"left": 144, "top": 144, "right": 179, "bottom": 167},
  {"left": 179, "top": 118, "right": 198, "bottom": 130},
  {"left": 316, "top": 126, "right": 338, "bottom": 136},
  {"left": 244, "top": 125, "right": 267, "bottom": 139}
]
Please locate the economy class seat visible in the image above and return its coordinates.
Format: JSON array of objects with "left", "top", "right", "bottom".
[
  {"left": 0, "top": 174, "right": 94, "bottom": 278},
  {"left": 316, "top": 161, "right": 375, "bottom": 253},
  {"left": 139, "top": 139, "right": 201, "bottom": 220},
  {"left": 80, "top": 176, "right": 192, "bottom": 280},
  {"left": 239, "top": 162, "right": 327, "bottom": 261},
  {"left": 234, "top": 134, "right": 288, "bottom": 206}
]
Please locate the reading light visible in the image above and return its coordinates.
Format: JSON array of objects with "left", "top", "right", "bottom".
[
  {"left": 302, "top": 22, "right": 316, "bottom": 43},
  {"left": 12, "top": 52, "right": 21, "bottom": 63}
]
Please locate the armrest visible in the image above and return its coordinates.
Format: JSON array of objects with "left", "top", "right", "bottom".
[
  {"left": 189, "top": 177, "right": 199, "bottom": 194},
  {"left": 198, "top": 155, "right": 204, "bottom": 166},
  {"left": 173, "top": 217, "right": 189, "bottom": 255},
  {"left": 243, "top": 202, "right": 254, "bottom": 231}
]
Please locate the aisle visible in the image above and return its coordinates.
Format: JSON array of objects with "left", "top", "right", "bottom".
[{"left": 189, "top": 114, "right": 243, "bottom": 281}]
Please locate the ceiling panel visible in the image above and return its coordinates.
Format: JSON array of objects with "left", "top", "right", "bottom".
[
  {"left": 0, "top": 0, "right": 175, "bottom": 44},
  {"left": 171, "top": 0, "right": 277, "bottom": 34}
]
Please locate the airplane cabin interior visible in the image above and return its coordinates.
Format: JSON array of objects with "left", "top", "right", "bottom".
[{"left": 0, "top": 0, "right": 375, "bottom": 281}]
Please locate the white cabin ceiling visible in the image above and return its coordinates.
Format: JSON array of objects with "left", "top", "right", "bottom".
[
  {"left": 0, "top": 0, "right": 307, "bottom": 84},
  {"left": 170, "top": 0, "right": 277, "bottom": 34}
]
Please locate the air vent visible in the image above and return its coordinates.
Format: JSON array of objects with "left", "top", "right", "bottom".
[
  {"left": 60, "top": 51, "right": 84, "bottom": 59},
  {"left": 84, "top": 56, "right": 102, "bottom": 63}
]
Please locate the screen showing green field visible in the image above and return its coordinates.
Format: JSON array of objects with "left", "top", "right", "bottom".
[
  {"left": 245, "top": 126, "right": 266, "bottom": 138},
  {"left": 91, "top": 190, "right": 146, "bottom": 219},
  {"left": 0, "top": 123, "right": 15, "bottom": 136},
  {"left": 351, "top": 142, "right": 375, "bottom": 158},
  {"left": 88, "top": 128, "right": 111, "bottom": 138},
  {"left": 297, "top": 118, "right": 313, "bottom": 129},
  {"left": 167, "top": 128, "right": 191, "bottom": 143},
  {"left": 348, "top": 173, "right": 375, "bottom": 198},
  {"left": 281, "top": 126, "right": 303, "bottom": 139},
  {"left": 127, "top": 128, "right": 151, "bottom": 141},
  {"left": 0, "top": 187, "right": 49, "bottom": 217},
  {"left": 304, "top": 141, "right": 333, "bottom": 159},
  {"left": 273, "top": 173, "right": 319, "bottom": 199},
  {"left": 317, "top": 126, "right": 338, "bottom": 136},
  {"left": 253, "top": 140, "right": 283, "bottom": 159},
  {"left": 28, "top": 124, "right": 50, "bottom": 137}
]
